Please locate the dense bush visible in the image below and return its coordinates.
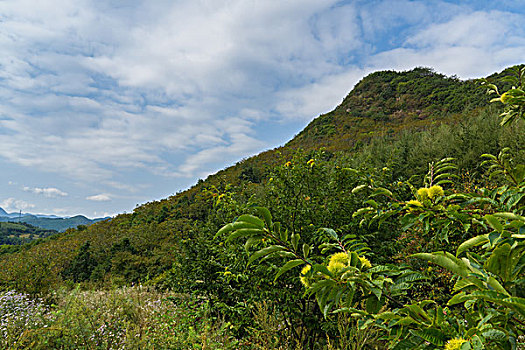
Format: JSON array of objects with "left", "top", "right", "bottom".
[{"left": 220, "top": 67, "right": 525, "bottom": 349}]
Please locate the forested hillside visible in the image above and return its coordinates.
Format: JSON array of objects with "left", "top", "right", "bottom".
[
  {"left": 0, "top": 222, "right": 57, "bottom": 246},
  {"left": 0, "top": 66, "right": 523, "bottom": 349}
]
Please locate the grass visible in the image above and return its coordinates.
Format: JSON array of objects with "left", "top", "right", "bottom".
[{"left": 0, "top": 286, "right": 243, "bottom": 350}]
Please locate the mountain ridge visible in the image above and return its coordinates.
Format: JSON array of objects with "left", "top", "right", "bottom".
[{"left": 0, "top": 207, "right": 109, "bottom": 232}]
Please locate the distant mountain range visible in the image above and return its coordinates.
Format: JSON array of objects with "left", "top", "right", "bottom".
[{"left": 0, "top": 208, "right": 109, "bottom": 232}]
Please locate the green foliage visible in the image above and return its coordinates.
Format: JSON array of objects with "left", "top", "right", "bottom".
[
  {"left": 481, "top": 147, "right": 525, "bottom": 185},
  {"left": 483, "top": 64, "right": 525, "bottom": 125},
  {"left": 61, "top": 242, "right": 97, "bottom": 283},
  {"left": 221, "top": 146, "right": 525, "bottom": 348}
]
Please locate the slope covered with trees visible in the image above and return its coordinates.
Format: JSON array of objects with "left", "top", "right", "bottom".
[
  {"left": 0, "top": 222, "right": 57, "bottom": 246},
  {"left": 0, "top": 65, "right": 523, "bottom": 349}
]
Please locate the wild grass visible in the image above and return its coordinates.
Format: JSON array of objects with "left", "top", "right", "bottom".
[{"left": 0, "top": 286, "right": 242, "bottom": 349}]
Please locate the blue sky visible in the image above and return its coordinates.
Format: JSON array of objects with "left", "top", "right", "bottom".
[{"left": 0, "top": 0, "right": 524, "bottom": 218}]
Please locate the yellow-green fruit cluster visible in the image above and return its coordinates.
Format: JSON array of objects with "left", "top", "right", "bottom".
[
  {"left": 444, "top": 338, "right": 467, "bottom": 350},
  {"left": 301, "top": 252, "right": 373, "bottom": 287},
  {"left": 406, "top": 199, "right": 423, "bottom": 213},
  {"left": 416, "top": 185, "right": 444, "bottom": 202},
  {"left": 359, "top": 256, "right": 372, "bottom": 268},
  {"left": 300, "top": 265, "right": 312, "bottom": 287},
  {"left": 417, "top": 187, "right": 429, "bottom": 200},
  {"left": 428, "top": 185, "right": 444, "bottom": 199},
  {"left": 500, "top": 91, "right": 510, "bottom": 103},
  {"left": 328, "top": 252, "right": 349, "bottom": 273}
]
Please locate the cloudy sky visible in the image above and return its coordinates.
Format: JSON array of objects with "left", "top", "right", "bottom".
[{"left": 1, "top": 0, "right": 524, "bottom": 218}]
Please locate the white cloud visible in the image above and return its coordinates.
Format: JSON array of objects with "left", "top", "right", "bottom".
[
  {"left": 86, "top": 194, "right": 112, "bottom": 202},
  {"left": 406, "top": 11, "right": 515, "bottom": 49},
  {"left": 1, "top": 198, "right": 35, "bottom": 211},
  {"left": 0, "top": 0, "right": 370, "bottom": 185},
  {"left": 369, "top": 10, "right": 525, "bottom": 78},
  {"left": 23, "top": 186, "right": 68, "bottom": 198}
]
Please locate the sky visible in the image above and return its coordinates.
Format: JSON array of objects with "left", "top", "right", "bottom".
[{"left": 1, "top": 0, "right": 524, "bottom": 218}]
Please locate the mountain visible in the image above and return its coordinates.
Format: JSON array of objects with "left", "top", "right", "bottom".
[
  {"left": 0, "top": 208, "right": 109, "bottom": 232},
  {"left": 0, "top": 65, "right": 523, "bottom": 295},
  {"left": 287, "top": 67, "right": 490, "bottom": 151}
]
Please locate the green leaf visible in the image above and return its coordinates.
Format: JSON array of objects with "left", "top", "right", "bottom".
[
  {"left": 351, "top": 184, "right": 368, "bottom": 194},
  {"left": 486, "top": 276, "right": 510, "bottom": 296},
  {"left": 321, "top": 227, "right": 338, "bottom": 240},
  {"left": 511, "top": 163, "right": 525, "bottom": 183},
  {"left": 374, "top": 311, "right": 397, "bottom": 320},
  {"left": 302, "top": 244, "right": 311, "bottom": 258},
  {"left": 227, "top": 228, "right": 265, "bottom": 242},
  {"left": 369, "top": 285, "right": 383, "bottom": 301},
  {"left": 370, "top": 187, "right": 393, "bottom": 197},
  {"left": 308, "top": 278, "right": 336, "bottom": 296},
  {"left": 391, "top": 337, "right": 419, "bottom": 350},
  {"left": 484, "top": 243, "right": 511, "bottom": 282},
  {"left": 405, "top": 304, "right": 431, "bottom": 323},
  {"left": 435, "top": 179, "right": 454, "bottom": 186},
  {"left": 395, "top": 272, "right": 427, "bottom": 284},
  {"left": 237, "top": 214, "right": 264, "bottom": 228},
  {"left": 248, "top": 245, "right": 286, "bottom": 265},
  {"left": 313, "top": 264, "right": 334, "bottom": 279},
  {"left": 412, "top": 252, "right": 468, "bottom": 278},
  {"left": 453, "top": 279, "right": 477, "bottom": 292},
  {"left": 448, "top": 292, "right": 469, "bottom": 305},
  {"left": 460, "top": 341, "right": 473, "bottom": 350},
  {"left": 278, "top": 224, "right": 288, "bottom": 241},
  {"left": 481, "top": 153, "right": 497, "bottom": 161},
  {"left": 274, "top": 259, "right": 304, "bottom": 281},
  {"left": 482, "top": 329, "right": 507, "bottom": 341},
  {"left": 485, "top": 214, "right": 503, "bottom": 233},
  {"left": 215, "top": 223, "right": 234, "bottom": 238},
  {"left": 291, "top": 233, "right": 300, "bottom": 251},
  {"left": 503, "top": 297, "right": 525, "bottom": 316},
  {"left": 365, "top": 199, "right": 379, "bottom": 208},
  {"left": 255, "top": 207, "right": 272, "bottom": 229},
  {"left": 456, "top": 234, "right": 489, "bottom": 257},
  {"left": 392, "top": 316, "right": 418, "bottom": 327},
  {"left": 434, "top": 165, "right": 457, "bottom": 174},
  {"left": 409, "top": 328, "right": 446, "bottom": 346},
  {"left": 244, "top": 236, "right": 264, "bottom": 251},
  {"left": 469, "top": 335, "right": 483, "bottom": 350},
  {"left": 231, "top": 221, "right": 263, "bottom": 230},
  {"left": 494, "top": 212, "right": 525, "bottom": 222},
  {"left": 488, "top": 231, "right": 500, "bottom": 246},
  {"left": 352, "top": 207, "right": 375, "bottom": 218}
]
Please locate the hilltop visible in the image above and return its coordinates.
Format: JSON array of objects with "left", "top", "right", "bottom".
[{"left": 288, "top": 67, "right": 489, "bottom": 150}]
